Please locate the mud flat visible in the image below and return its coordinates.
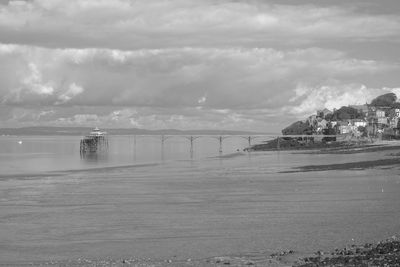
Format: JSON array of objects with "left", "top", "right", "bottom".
[
  {"left": 298, "top": 143, "right": 400, "bottom": 155},
  {"left": 283, "top": 157, "right": 400, "bottom": 173}
]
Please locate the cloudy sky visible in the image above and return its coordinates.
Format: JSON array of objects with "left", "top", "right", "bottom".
[{"left": 1, "top": 0, "right": 400, "bottom": 132}]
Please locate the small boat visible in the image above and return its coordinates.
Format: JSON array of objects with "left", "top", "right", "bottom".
[{"left": 80, "top": 127, "right": 108, "bottom": 154}]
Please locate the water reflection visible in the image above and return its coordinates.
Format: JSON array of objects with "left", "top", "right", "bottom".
[
  {"left": 0, "top": 135, "right": 253, "bottom": 174},
  {"left": 160, "top": 143, "right": 165, "bottom": 162},
  {"left": 80, "top": 151, "right": 109, "bottom": 163}
]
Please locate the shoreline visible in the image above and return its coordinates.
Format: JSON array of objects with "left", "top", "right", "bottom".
[
  {"left": 5, "top": 235, "right": 399, "bottom": 266},
  {"left": 250, "top": 138, "right": 400, "bottom": 173},
  {"left": 287, "top": 142, "right": 400, "bottom": 173},
  {"left": 282, "top": 157, "right": 400, "bottom": 173},
  {"left": 294, "top": 235, "right": 400, "bottom": 267},
  {"left": 247, "top": 136, "right": 400, "bottom": 153}
]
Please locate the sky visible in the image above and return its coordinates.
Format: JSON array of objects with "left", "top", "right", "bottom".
[{"left": 0, "top": 0, "right": 400, "bottom": 133}]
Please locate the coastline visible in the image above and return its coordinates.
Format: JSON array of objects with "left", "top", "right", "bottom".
[
  {"left": 282, "top": 157, "right": 400, "bottom": 173},
  {"left": 284, "top": 141, "right": 400, "bottom": 173},
  {"left": 6, "top": 235, "right": 400, "bottom": 266},
  {"left": 248, "top": 138, "right": 400, "bottom": 173},
  {"left": 247, "top": 136, "right": 400, "bottom": 153}
]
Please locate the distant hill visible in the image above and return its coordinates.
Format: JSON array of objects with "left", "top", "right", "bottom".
[{"left": 0, "top": 126, "right": 264, "bottom": 136}]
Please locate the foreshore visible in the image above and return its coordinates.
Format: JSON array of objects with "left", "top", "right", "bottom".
[
  {"left": 247, "top": 136, "right": 400, "bottom": 153},
  {"left": 9, "top": 235, "right": 400, "bottom": 266},
  {"left": 248, "top": 137, "right": 400, "bottom": 173}
]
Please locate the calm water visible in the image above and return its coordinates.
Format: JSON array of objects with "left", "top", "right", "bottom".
[
  {"left": 0, "top": 135, "right": 258, "bottom": 174},
  {"left": 1, "top": 135, "right": 400, "bottom": 264}
]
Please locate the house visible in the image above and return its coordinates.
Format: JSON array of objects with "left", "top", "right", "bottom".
[
  {"left": 377, "top": 117, "right": 389, "bottom": 126},
  {"left": 396, "top": 109, "right": 400, "bottom": 117},
  {"left": 339, "top": 125, "right": 359, "bottom": 134},
  {"left": 315, "top": 118, "right": 328, "bottom": 134},
  {"left": 339, "top": 125, "right": 351, "bottom": 134},
  {"left": 389, "top": 117, "right": 399, "bottom": 128},
  {"left": 338, "top": 121, "right": 351, "bottom": 134},
  {"left": 307, "top": 115, "right": 318, "bottom": 127},
  {"left": 317, "top": 118, "right": 328, "bottom": 128},
  {"left": 330, "top": 121, "right": 338, "bottom": 127},
  {"left": 376, "top": 109, "right": 386, "bottom": 118},
  {"left": 317, "top": 108, "right": 332, "bottom": 119},
  {"left": 352, "top": 119, "right": 367, "bottom": 128}
]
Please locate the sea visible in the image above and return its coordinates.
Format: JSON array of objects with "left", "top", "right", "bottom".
[{"left": 1, "top": 135, "right": 400, "bottom": 264}]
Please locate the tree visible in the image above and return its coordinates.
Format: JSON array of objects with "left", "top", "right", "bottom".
[
  {"left": 370, "top": 93, "right": 397, "bottom": 107},
  {"left": 357, "top": 126, "right": 368, "bottom": 137},
  {"left": 391, "top": 102, "right": 400, "bottom": 109},
  {"left": 282, "top": 121, "right": 313, "bottom": 135},
  {"left": 330, "top": 106, "right": 363, "bottom": 121}
]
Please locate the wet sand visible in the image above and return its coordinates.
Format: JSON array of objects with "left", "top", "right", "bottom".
[
  {"left": 283, "top": 157, "right": 400, "bottom": 173},
  {"left": 284, "top": 142, "right": 400, "bottom": 173}
]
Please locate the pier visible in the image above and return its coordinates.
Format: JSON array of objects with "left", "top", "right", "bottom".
[
  {"left": 127, "top": 134, "right": 342, "bottom": 154},
  {"left": 80, "top": 128, "right": 109, "bottom": 155},
  {"left": 81, "top": 133, "right": 352, "bottom": 157},
  {"left": 130, "top": 134, "right": 269, "bottom": 153}
]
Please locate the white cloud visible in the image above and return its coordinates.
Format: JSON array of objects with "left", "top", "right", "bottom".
[
  {"left": 0, "top": 42, "right": 399, "bottom": 131},
  {"left": 57, "top": 83, "right": 84, "bottom": 104},
  {"left": 1, "top": 1, "right": 400, "bottom": 131},
  {"left": 289, "top": 83, "right": 400, "bottom": 117},
  {"left": 23, "top": 63, "right": 54, "bottom": 95}
]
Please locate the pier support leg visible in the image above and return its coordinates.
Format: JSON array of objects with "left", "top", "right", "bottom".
[
  {"left": 133, "top": 135, "right": 137, "bottom": 161},
  {"left": 248, "top": 136, "right": 251, "bottom": 147},
  {"left": 219, "top": 136, "right": 223, "bottom": 153},
  {"left": 277, "top": 137, "right": 280, "bottom": 150},
  {"left": 190, "top": 136, "right": 194, "bottom": 158}
]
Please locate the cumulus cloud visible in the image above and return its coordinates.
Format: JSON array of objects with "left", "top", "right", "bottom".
[
  {"left": 0, "top": 1, "right": 400, "bottom": 131},
  {"left": 0, "top": 42, "right": 399, "bottom": 131},
  {"left": 56, "top": 83, "right": 84, "bottom": 104},
  {"left": 1, "top": 45, "right": 396, "bottom": 109},
  {"left": 22, "top": 63, "right": 54, "bottom": 95}
]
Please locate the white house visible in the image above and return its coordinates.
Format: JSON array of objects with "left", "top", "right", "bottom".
[
  {"left": 376, "top": 109, "right": 386, "bottom": 118},
  {"left": 352, "top": 119, "right": 367, "bottom": 128}
]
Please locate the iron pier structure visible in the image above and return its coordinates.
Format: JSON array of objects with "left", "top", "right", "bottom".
[
  {"left": 80, "top": 127, "right": 109, "bottom": 155},
  {"left": 129, "top": 134, "right": 344, "bottom": 154}
]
